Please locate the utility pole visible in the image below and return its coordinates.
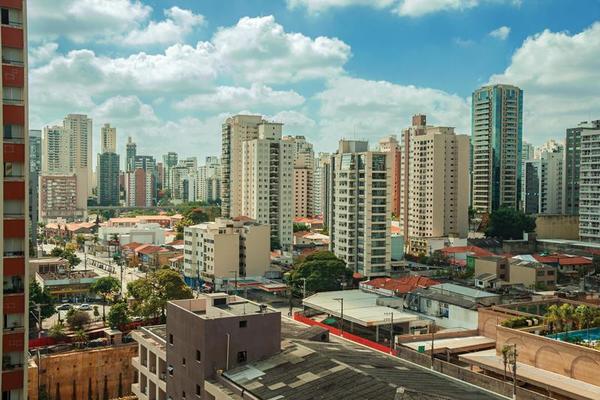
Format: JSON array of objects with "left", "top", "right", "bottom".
[
  {"left": 511, "top": 344, "right": 518, "bottom": 400},
  {"left": 430, "top": 321, "right": 436, "bottom": 368},
  {"left": 334, "top": 298, "right": 344, "bottom": 337},
  {"left": 384, "top": 311, "right": 394, "bottom": 353}
]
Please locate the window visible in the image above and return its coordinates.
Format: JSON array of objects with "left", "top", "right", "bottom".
[
  {"left": 167, "top": 365, "right": 174, "bottom": 376},
  {"left": 239, "top": 320, "right": 247, "bottom": 328},
  {"left": 182, "top": 391, "right": 186, "bottom": 399},
  {"left": 196, "top": 385, "right": 202, "bottom": 396},
  {"left": 169, "top": 334, "right": 173, "bottom": 344},
  {"left": 237, "top": 351, "right": 247, "bottom": 363},
  {"left": 182, "top": 357, "right": 186, "bottom": 366},
  {"left": 196, "top": 350, "right": 201, "bottom": 362},
  {"left": 1, "top": 9, "right": 7, "bottom": 25}
]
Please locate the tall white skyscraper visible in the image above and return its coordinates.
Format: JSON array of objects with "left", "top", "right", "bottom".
[
  {"left": 522, "top": 143, "right": 564, "bottom": 215},
  {"left": 328, "top": 140, "right": 391, "bottom": 277},
  {"left": 579, "top": 125, "right": 600, "bottom": 242},
  {"left": 64, "top": 114, "right": 93, "bottom": 197},
  {"left": 100, "top": 123, "right": 117, "bottom": 153},
  {"left": 42, "top": 125, "right": 70, "bottom": 174},
  {"left": 284, "top": 135, "right": 315, "bottom": 218}
]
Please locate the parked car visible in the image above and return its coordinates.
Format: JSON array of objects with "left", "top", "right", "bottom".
[
  {"left": 57, "top": 304, "right": 72, "bottom": 311},
  {"left": 78, "top": 303, "right": 92, "bottom": 311}
]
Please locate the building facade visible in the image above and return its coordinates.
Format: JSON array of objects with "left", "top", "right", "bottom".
[
  {"left": 471, "top": 84, "right": 523, "bottom": 213},
  {"left": 29, "top": 129, "right": 41, "bottom": 249},
  {"left": 97, "top": 152, "right": 120, "bottom": 206},
  {"left": 126, "top": 136, "right": 137, "bottom": 172},
  {"left": 564, "top": 120, "right": 600, "bottom": 215},
  {"left": 579, "top": 124, "right": 600, "bottom": 242},
  {"left": 162, "top": 151, "right": 178, "bottom": 192},
  {"left": 522, "top": 143, "right": 564, "bottom": 215},
  {"left": 328, "top": 140, "right": 391, "bottom": 277},
  {"left": 183, "top": 218, "right": 270, "bottom": 288},
  {"left": 399, "top": 116, "right": 470, "bottom": 255},
  {"left": 39, "top": 174, "right": 87, "bottom": 221},
  {"left": 100, "top": 123, "right": 116, "bottom": 153},
  {"left": 64, "top": 113, "right": 93, "bottom": 197},
  {"left": 125, "top": 168, "right": 155, "bottom": 208},
  {"left": 314, "top": 152, "right": 330, "bottom": 218},
  {"left": 379, "top": 135, "right": 401, "bottom": 217},
  {"left": 285, "top": 136, "right": 315, "bottom": 218},
  {"left": 1, "top": 1, "right": 29, "bottom": 397},
  {"left": 41, "top": 125, "right": 69, "bottom": 174}
]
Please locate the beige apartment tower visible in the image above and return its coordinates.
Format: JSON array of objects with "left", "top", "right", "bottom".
[
  {"left": 284, "top": 135, "right": 315, "bottom": 218},
  {"left": 399, "top": 115, "right": 470, "bottom": 255},
  {"left": 328, "top": 140, "right": 392, "bottom": 277},
  {"left": 100, "top": 123, "right": 116, "bottom": 153}
]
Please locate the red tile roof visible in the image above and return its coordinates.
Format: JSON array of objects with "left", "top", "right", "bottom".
[
  {"left": 441, "top": 246, "right": 494, "bottom": 257},
  {"left": 391, "top": 225, "right": 402, "bottom": 234},
  {"left": 559, "top": 256, "right": 592, "bottom": 266},
  {"left": 122, "top": 242, "right": 143, "bottom": 250},
  {"left": 137, "top": 245, "right": 167, "bottom": 255},
  {"left": 532, "top": 254, "right": 592, "bottom": 267},
  {"left": 166, "top": 239, "right": 184, "bottom": 246},
  {"left": 362, "top": 276, "right": 440, "bottom": 294}
]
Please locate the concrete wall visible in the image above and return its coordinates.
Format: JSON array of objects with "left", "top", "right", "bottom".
[
  {"left": 28, "top": 344, "right": 137, "bottom": 400},
  {"left": 535, "top": 215, "right": 579, "bottom": 240},
  {"left": 478, "top": 308, "right": 515, "bottom": 339},
  {"left": 496, "top": 325, "right": 600, "bottom": 386},
  {"left": 243, "top": 224, "right": 270, "bottom": 277}
]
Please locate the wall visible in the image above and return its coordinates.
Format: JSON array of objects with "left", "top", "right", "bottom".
[
  {"left": 535, "top": 215, "right": 579, "bottom": 240},
  {"left": 28, "top": 344, "right": 137, "bottom": 400},
  {"left": 474, "top": 258, "right": 500, "bottom": 278},
  {"left": 496, "top": 325, "right": 600, "bottom": 386},
  {"left": 478, "top": 308, "right": 515, "bottom": 339}
]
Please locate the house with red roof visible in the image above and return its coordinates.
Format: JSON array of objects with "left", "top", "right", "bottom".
[
  {"left": 532, "top": 253, "right": 592, "bottom": 275},
  {"left": 440, "top": 245, "right": 494, "bottom": 267},
  {"left": 359, "top": 276, "right": 440, "bottom": 297}
]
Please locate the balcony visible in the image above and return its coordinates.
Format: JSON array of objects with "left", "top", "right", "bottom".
[
  {"left": 4, "top": 218, "right": 25, "bottom": 237},
  {"left": 3, "top": 293, "right": 24, "bottom": 313},
  {"left": 3, "top": 330, "right": 24, "bottom": 352},
  {"left": 3, "top": 256, "right": 24, "bottom": 275},
  {"left": 3, "top": 142, "right": 24, "bottom": 162},
  {"left": 1, "top": 26, "right": 22, "bottom": 48},
  {"left": 1, "top": 369, "right": 23, "bottom": 391},
  {"left": 3, "top": 180, "right": 24, "bottom": 200}
]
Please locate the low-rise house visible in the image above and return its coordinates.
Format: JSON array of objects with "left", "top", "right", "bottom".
[
  {"left": 29, "top": 257, "right": 68, "bottom": 279},
  {"left": 36, "top": 270, "right": 100, "bottom": 302},
  {"left": 360, "top": 276, "right": 439, "bottom": 298},
  {"left": 98, "top": 223, "right": 166, "bottom": 245}
]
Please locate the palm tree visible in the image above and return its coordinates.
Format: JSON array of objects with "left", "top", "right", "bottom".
[
  {"left": 92, "top": 234, "right": 99, "bottom": 256},
  {"left": 545, "top": 304, "right": 562, "bottom": 333},
  {"left": 49, "top": 323, "right": 66, "bottom": 340},
  {"left": 73, "top": 329, "right": 89, "bottom": 349},
  {"left": 501, "top": 345, "right": 511, "bottom": 381},
  {"left": 559, "top": 303, "right": 575, "bottom": 338},
  {"left": 575, "top": 305, "right": 594, "bottom": 343}
]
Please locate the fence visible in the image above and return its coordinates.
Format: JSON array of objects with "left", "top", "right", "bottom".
[{"left": 293, "top": 312, "right": 396, "bottom": 355}]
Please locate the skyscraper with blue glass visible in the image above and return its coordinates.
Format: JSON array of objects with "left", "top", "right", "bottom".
[{"left": 471, "top": 84, "right": 523, "bottom": 213}]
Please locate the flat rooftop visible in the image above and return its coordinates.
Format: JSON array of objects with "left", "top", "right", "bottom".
[
  {"left": 171, "top": 294, "right": 279, "bottom": 320},
  {"left": 223, "top": 319, "right": 503, "bottom": 400},
  {"left": 303, "top": 290, "right": 419, "bottom": 327}
]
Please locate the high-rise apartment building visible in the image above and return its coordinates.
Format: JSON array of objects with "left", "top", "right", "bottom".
[
  {"left": 564, "top": 120, "right": 600, "bottom": 215},
  {"left": 522, "top": 144, "right": 564, "bottom": 215},
  {"left": 39, "top": 175, "right": 87, "bottom": 221},
  {"left": 100, "top": 123, "right": 116, "bottom": 153},
  {"left": 379, "top": 135, "right": 401, "bottom": 217},
  {"left": 221, "top": 115, "right": 264, "bottom": 218},
  {"left": 328, "top": 140, "right": 391, "bottom": 277},
  {"left": 579, "top": 124, "right": 600, "bottom": 242},
  {"left": 284, "top": 135, "right": 315, "bottom": 218},
  {"left": 64, "top": 113, "right": 93, "bottom": 197},
  {"left": 29, "top": 130, "right": 41, "bottom": 249},
  {"left": 126, "top": 136, "right": 137, "bottom": 172},
  {"left": 241, "top": 122, "right": 294, "bottom": 250},
  {"left": 135, "top": 155, "right": 157, "bottom": 201},
  {"left": 314, "top": 153, "right": 330, "bottom": 218},
  {"left": 97, "top": 152, "right": 120, "bottom": 206},
  {"left": 522, "top": 140, "right": 535, "bottom": 161},
  {"left": 162, "top": 151, "right": 178, "bottom": 192},
  {"left": 1, "top": 2, "right": 29, "bottom": 396},
  {"left": 197, "top": 157, "right": 220, "bottom": 203},
  {"left": 398, "top": 116, "right": 470, "bottom": 255},
  {"left": 471, "top": 84, "right": 523, "bottom": 213},
  {"left": 125, "top": 168, "right": 155, "bottom": 207},
  {"left": 41, "top": 125, "right": 69, "bottom": 174},
  {"left": 183, "top": 218, "right": 270, "bottom": 288}
]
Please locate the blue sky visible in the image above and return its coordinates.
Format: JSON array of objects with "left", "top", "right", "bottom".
[{"left": 28, "top": 0, "right": 600, "bottom": 161}]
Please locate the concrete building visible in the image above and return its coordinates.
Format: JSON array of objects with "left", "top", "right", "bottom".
[
  {"left": 314, "top": 152, "right": 330, "bottom": 217},
  {"left": 97, "top": 152, "right": 120, "bottom": 206},
  {"left": 98, "top": 223, "right": 166, "bottom": 245},
  {"left": 183, "top": 218, "right": 270, "bottom": 288},
  {"left": 1, "top": 2, "right": 29, "bottom": 396},
  {"left": 131, "top": 294, "right": 281, "bottom": 400},
  {"left": 41, "top": 125, "right": 69, "bottom": 174},
  {"left": 126, "top": 136, "right": 137, "bottom": 172},
  {"left": 162, "top": 151, "right": 178, "bottom": 192},
  {"left": 471, "top": 84, "right": 523, "bottom": 213},
  {"left": 473, "top": 256, "right": 556, "bottom": 289},
  {"left": 284, "top": 136, "right": 315, "bottom": 218},
  {"left": 39, "top": 174, "right": 87, "bottom": 221},
  {"left": 579, "top": 124, "right": 600, "bottom": 242},
  {"left": 522, "top": 140, "right": 535, "bottom": 161},
  {"left": 64, "top": 113, "right": 93, "bottom": 197},
  {"left": 522, "top": 142, "right": 564, "bottom": 215},
  {"left": 134, "top": 155, "right": 157, "bottom": 201},
  {"left": 328, "top": 140, "right": 391, "bottom": 277},
  {"left": 125, "top": 168, "right": 155, "bottom": 207},
  {"left": 379, "top": 135, "right": 401, "bottom": 217},
  {"left": 29, "top": 129, "right": 41, "bottom": 249},
  {"left": 100, "top": 122, "right": 116, "bottom": 153},
  {"left": 399, "top": 115, "right": 470, "bottom": 255},
  {"left": 197, "top": 156, "right": 220, "bottom": 202},
  {"left": 241, "top": 121, "right": 294, "bottom": 250},
  {"left": 564, "top": 119, "right": 600, "bottom": 215}
]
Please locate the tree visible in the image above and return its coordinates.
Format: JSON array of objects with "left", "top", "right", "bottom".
[
  {"left": 485, "top": 207, "right": 536, "bottom": 240},
  {"left": 73, "top": 329, "right": 89, "bottom": 349},
  {"left": 545, "top": 304, "right": 562, "bottom": 333},
  {"left": 29, "top": 281, "right": 56, "bottom": 328},
  {"left": 174, "top": 217, "right": 193, "bottom": 240},
  {"left": 288, "top": 251, "right": 353, "bottom": 294},
  {"left": 293, "top": 223, "right": 310, "bottom": 232},
  {"left": 50, "top": 247, "right": 81, "bottom": 269},
  {"left": 93, "top": 305, "right": 100, "bottom": 320},
  {"left": 188, "top": 208, "right": 209, "bottom": 224},
  {"left": 66, "top": 310, "right": 90, "bottom": 331},
  {"left": 559, "top": 303, "right": 575, "bottom": 335},
  {"left": 48, "top": 322, "right": 67, "bottom": 340},
  {"left": 575, "top": 304, "right": 594, "bottom": 332},
  {"left": 127, "top": 266, "right": 193, "bottom": 319},
  {"left": 107, "top": 302, "right": 130, "bottom": 329},
  {"left": 91, "top": 276, "right": 121, "bottom": 323},
  {"left": 76, "top": 234, "right": 85, "bottom": 251}
]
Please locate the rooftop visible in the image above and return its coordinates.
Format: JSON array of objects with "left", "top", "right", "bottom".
[
  {"left": 223, "top": 319, "right": 503, "bottom": 400},
  {"left": 430, "top": 283, "right": 498, "bottom": 299},
  {"left": 361, "top": 276, "right": 440, "bottom": 295},
  {"left": 29, "top": 257, "right": 67, "bottom": 265},
  {"left": 441, "top": 245, "right": 494, "bottom": 257},
  {"left": 170, "top": 294, "right": 279, "bottom": 320}
]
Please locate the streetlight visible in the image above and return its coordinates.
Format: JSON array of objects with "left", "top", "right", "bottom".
[
  {"left": 333, "top": 298, "right": 344, "bottom": 337},
  {"left": 384, "top": 311, "right": 394, "bottom": 353}
]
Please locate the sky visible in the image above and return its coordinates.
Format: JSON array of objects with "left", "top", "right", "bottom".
[{"left": 28, "top": 0, "right": 600, "bottom": 162}]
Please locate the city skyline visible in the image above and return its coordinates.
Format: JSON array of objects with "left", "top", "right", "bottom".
[{"left": 28, "top": 0, "right": 600, "bottom": 160}]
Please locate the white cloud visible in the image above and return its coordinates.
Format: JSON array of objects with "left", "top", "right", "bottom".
[
  {"left": 29, "top": 42, "right": 59, "bottom": 67},
  {"left": 315, "top": 77, "right": 469, "bottom": 149},
  {"left": 29, "top": 0, "right": 151, "bottom": 43},
  {"left": 489, "top": 22, "right": 600, "bottom": 144},
  {"left": 212, "top": 16, "right": 350, "bottom": 84},
  {"left": 289, "top": 0, "right": 520, "bottom": 16},
  {"left": 93, "top": 96, "right": 159, "bottom": 125},
  {"left": 489, "top": 26, "right": 511, "bottom": 40},
  {"left": 175, "top": 84, "right": 305, "bottom": 112},
  {"left": 123, "top": 7, "right": 205, "bottom": 46}
]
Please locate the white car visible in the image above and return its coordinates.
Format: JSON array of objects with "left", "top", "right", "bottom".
[{"left": 78, "top": 303, "right": 92, "bottom": 311}]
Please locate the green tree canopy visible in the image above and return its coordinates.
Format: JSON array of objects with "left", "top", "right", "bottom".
[
  {"left": 107, "top": 302, "right": 131, "bottom": 329},
  {"left": 91, "top": 276, "right": 121, "bottom": 323},
  {"left": 293, "top": 223, "right": 310, "bottom": 232},
  {"left": 29, "top": 280, "right": 56, "bottom": 321},
  {"left": 49, "top": 247, "right": 81, "bottom": 269},
  {"left": 127, "top": 266, "right": 193, "bottom": 319},
  {"left": 288, "top": 251, "right": 353, "bottom": 294},
  {"left": 485, "top": 207, "right": 536, "bottom": 240},
  {"left": 66, "top": 310, "right": 90, "bottom": 331}
]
